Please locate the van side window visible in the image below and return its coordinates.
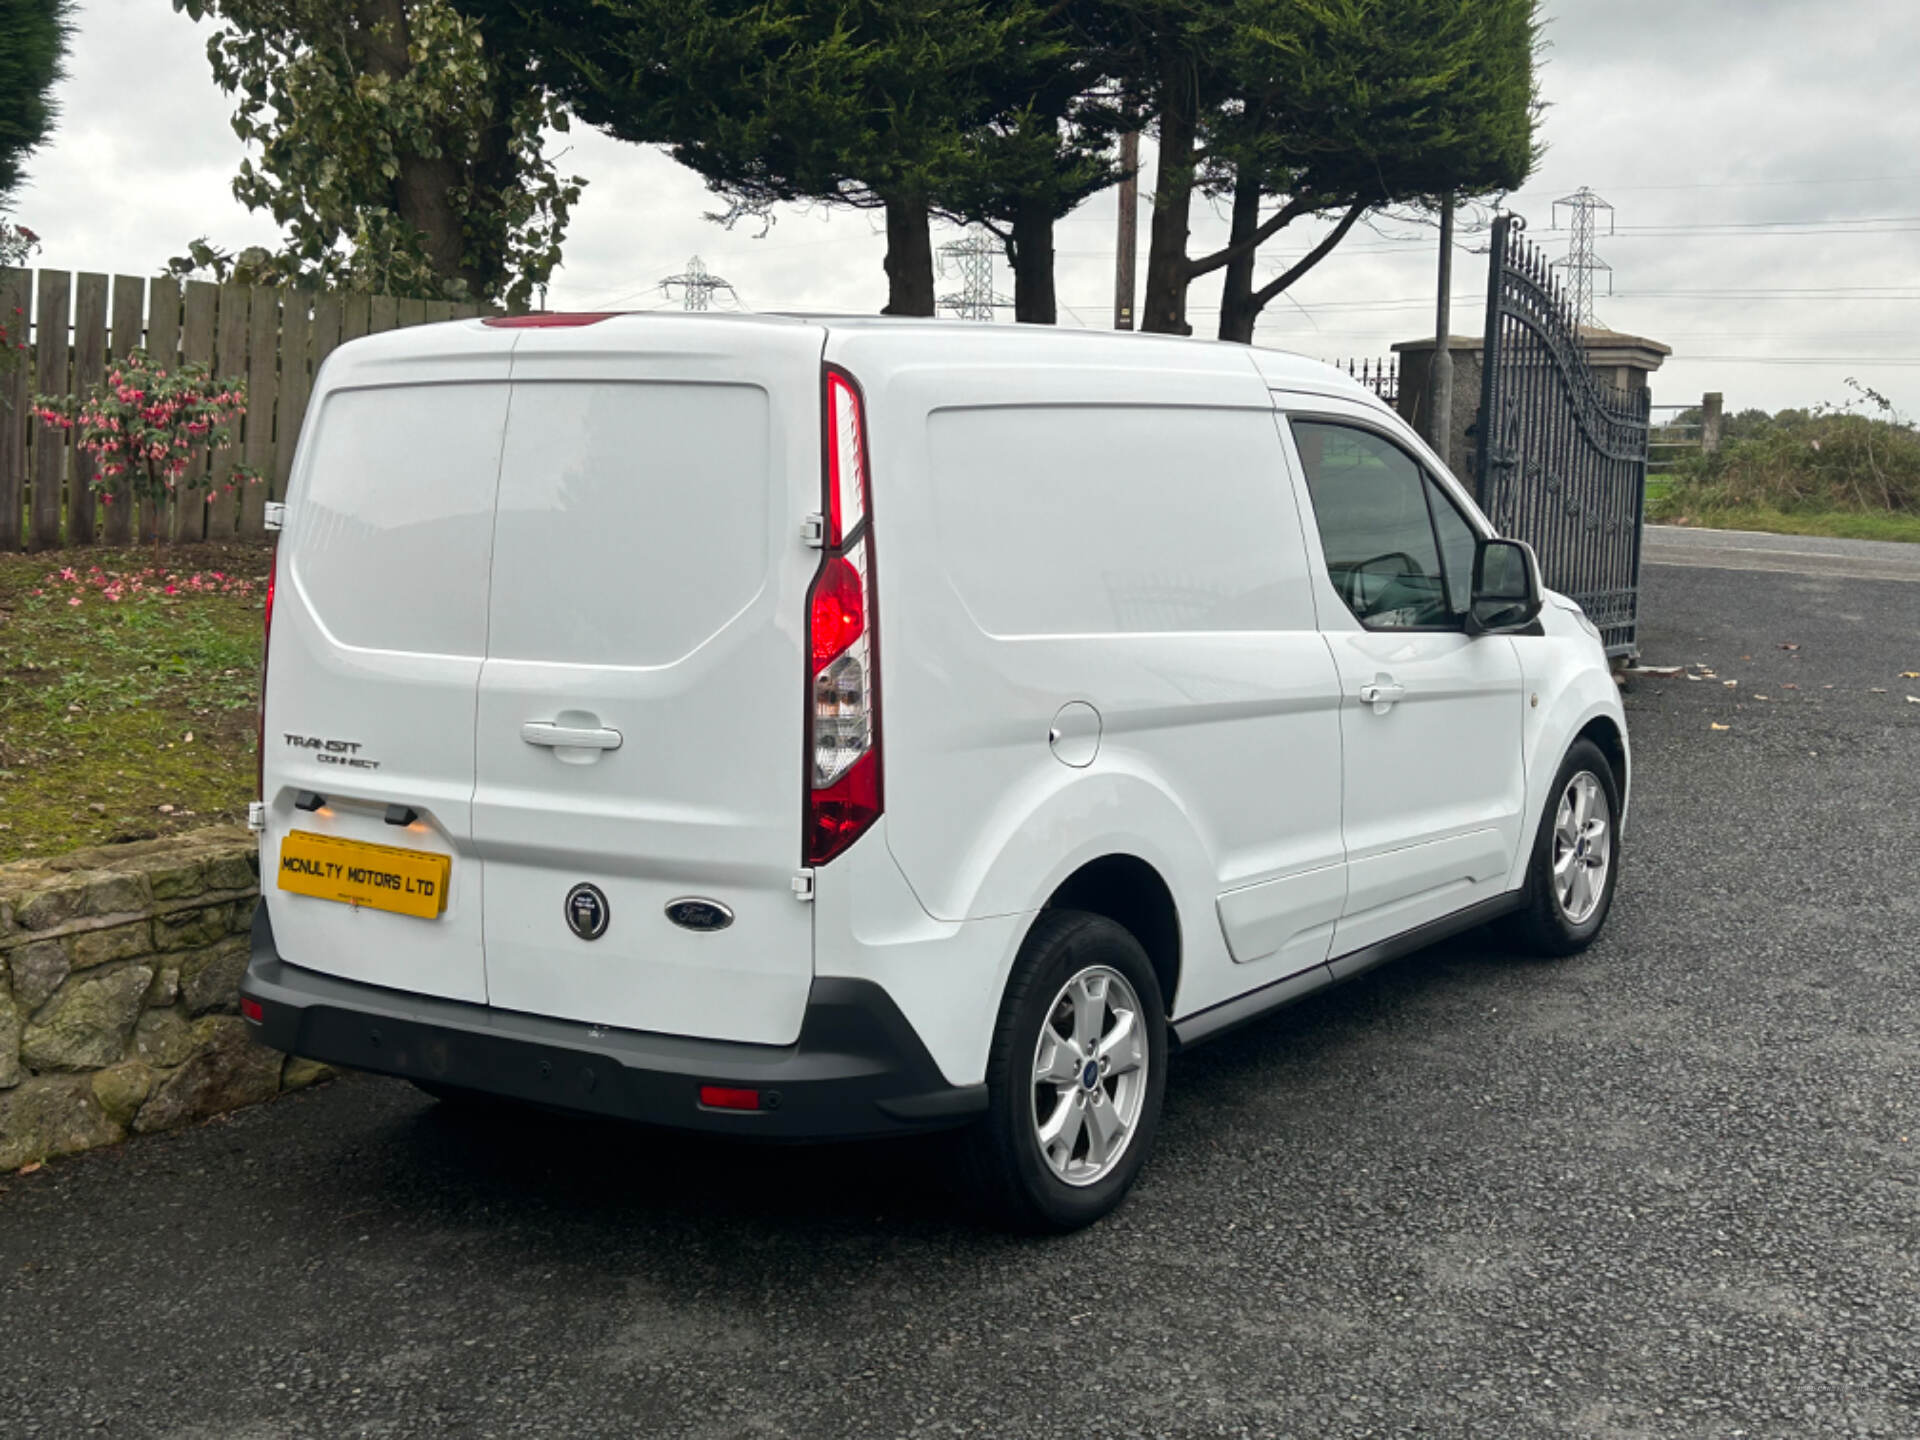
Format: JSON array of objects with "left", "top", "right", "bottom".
[
  {"left": 1425, "top": 476, "right": 1480, "bottom": 620},
  {"left": 1290, "top": 420, "right": 1453, "bottom": 630}
]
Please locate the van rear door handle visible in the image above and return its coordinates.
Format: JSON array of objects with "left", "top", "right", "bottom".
[
  {"left": 521, "top": 721, "right": 623, "bottom": 751},
  {"left": 1357, "top": 678, "right": 1406, "bottom": 714}
]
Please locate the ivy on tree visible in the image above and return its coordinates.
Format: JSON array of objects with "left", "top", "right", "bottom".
[{"left": 172, "top": 0, "right": 582, "bottom": 306}]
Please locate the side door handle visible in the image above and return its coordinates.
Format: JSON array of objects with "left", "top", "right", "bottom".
[
  {"left": 521, "top": 721, "right": 623, "bottom": 751},
  {"left": 1357, "top": 677, "right": 1406, "bottom": 715}
]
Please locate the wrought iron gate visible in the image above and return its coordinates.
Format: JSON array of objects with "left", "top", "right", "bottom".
[{"left": 1476, "top": 214, "right": 1651, "bottom": 657}]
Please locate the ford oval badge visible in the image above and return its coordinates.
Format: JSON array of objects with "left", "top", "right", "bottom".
[{"left": 665, "top": 897, "right": 734, "bottom": 933}]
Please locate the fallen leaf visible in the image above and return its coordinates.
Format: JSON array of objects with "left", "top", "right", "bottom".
[
  {"left": 1779, "top": 643, "right": 1800, "bottom": 651},
  {"left": 1633, "top": 665, "right": 1684, "bottom": 678},
  {"left": 157, "top": 803, "right": 174, "bottom": 814},
  {"left": 1783, "top": 684, "right": 1799, "bottom": 691},
  {"left": 1685, "top": 674, "right": 1704, "bottom": 682},
  {"left": 1901, "top": 672, "right": 1920, "bottom": 680},
  {"left": 1723, "top": 680, "right": 1738, "bottom": 688},
  {"left": 1710, "top": 722, "right": 1730, "bottom": 731},
  {"left": 17, "top": 1162, "right": 42, "bottom": 1175},
  {"left": 1754, "top": 695, "right": 1769, "bottom": 701},
  {"left": 1872, "top": 688, "right": 1888, "bottom": 694},
  {"left": 1908, "top": 696, "right": 1920, "bottom": 704}
]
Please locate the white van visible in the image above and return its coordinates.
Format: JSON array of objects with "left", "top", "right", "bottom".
[{"left": 242, "top": 313, "right": 1627, "bottom": 1230}]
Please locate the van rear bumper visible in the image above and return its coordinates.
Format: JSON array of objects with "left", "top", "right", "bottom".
[{"left": 240, "top": 903, "right": 986, "bottom": 1139}]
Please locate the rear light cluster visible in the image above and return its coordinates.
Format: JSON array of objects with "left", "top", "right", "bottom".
[{"left": 805, "top": 368, "right": 882, "bottom": 865}]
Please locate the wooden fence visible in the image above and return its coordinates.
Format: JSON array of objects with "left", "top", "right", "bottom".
[{"left": 0, "top": 269, "right": 489, "bottom": 550}]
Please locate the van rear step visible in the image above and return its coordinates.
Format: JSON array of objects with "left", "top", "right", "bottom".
[{"left": 240, "top": 905, "right": 985, "bottom": 1138}]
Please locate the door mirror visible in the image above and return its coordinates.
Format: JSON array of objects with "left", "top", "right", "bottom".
[{"left": 1466, "top": 538, "right": 1543, "bottom": 635}]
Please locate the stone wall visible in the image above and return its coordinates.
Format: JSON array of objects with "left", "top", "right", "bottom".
[{"left": 0, "top": 829, "right": 328, "bottom": 1170}]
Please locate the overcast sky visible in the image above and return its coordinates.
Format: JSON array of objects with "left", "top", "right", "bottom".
[{"left": 12, "top": 0, "right": 1920, "bottom": 416}]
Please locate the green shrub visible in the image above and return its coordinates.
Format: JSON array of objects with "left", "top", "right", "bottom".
[{"left": 1664, "top": 381, "right": 1920, "bottom": 515}]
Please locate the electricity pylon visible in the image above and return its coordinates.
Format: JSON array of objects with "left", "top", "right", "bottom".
[
  {"left": 660, "top": 256, "right": 738, "bottom": 311},
  {"left": 1551, "top": 188, "right": 1615, "bottom": 330}
]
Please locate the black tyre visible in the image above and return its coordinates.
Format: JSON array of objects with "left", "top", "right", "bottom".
[
  {"left": 964, "top": 910, "right": 1168, "bottom": 1232},
  {"left": 1505, "top": 737, "right": 1622, "bottom": 956}
]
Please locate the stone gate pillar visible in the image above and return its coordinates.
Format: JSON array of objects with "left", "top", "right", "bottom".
[{"left": 1391, "top": 329, "right": 1671, "bottom": 486}]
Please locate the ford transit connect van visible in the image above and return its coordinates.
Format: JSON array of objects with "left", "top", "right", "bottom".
[{"left": 241, "top": 314, "right": 1628, "bottom": 1230}]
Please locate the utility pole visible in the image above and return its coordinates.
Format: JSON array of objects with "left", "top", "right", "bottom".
[
  {"left": 1113, "top": 131, "right": 1139, "bottom": 330},
  {"left": 1428, "top": 196, "right": 1454, "bottom": 467}
]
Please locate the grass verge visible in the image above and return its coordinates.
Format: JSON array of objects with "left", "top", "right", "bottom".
[
  {"left": 0, "top": 543, "right": 270, "bottom": 863},
  {"left": 1643, "top": 496, "right": 1920, "bottom": 544}
]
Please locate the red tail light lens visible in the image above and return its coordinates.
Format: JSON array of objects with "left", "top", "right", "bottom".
[
  {"left": 823, "top": 370, "right": 867, "bottom": 546},
  {"left": 806, "top": 366, "right": 881, "bottom": 866},
  {"left": 809, "top": 555, "right": 865, "bottom": 667},
  {"left": 240, "top": 996, "right": 264, "bottom": 1024}
]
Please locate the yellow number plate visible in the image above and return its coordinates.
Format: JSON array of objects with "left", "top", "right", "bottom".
[{"left": 276, "top": 831, "right": 450, "bottom": 919}]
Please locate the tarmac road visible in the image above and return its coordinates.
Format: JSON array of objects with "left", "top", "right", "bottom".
[{"left": 2, "top": 539, "right": 1916, "bottom": 1439}]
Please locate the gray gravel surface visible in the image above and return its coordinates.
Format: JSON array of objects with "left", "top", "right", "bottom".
[{"left": 3, "top": 559, "right": 1917, "bottom": 1440}]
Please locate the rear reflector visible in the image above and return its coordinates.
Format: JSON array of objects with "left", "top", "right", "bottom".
[
  {"left": 699, "top": 1085, "right": 761, "bottom": 1112},
  {"left": 240, "top": 997, "right": 264, "bottom": 1024},
  {"left": 481, "top": 312, "right": 620, "bottom": 328}
]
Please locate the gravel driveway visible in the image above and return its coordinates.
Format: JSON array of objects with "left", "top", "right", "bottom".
[{"left": 3, "top": 544, "right": 1916, "bottom": 1439}]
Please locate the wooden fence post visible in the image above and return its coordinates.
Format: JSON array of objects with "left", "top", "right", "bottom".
[
  {"left": 275, "top": 292, "right": 310, "bottom": 506},
  {"left": 368, "top": 293, "right": 398, "bottom": 335},
  {"left": 30, "top": 269, "right": 70, "bottom": 550},
  {"left": 145, "top": 277, "right": 183, "bottom": 548},
  {"left": 342, "top": 292, "right": 370, "bottom": 343},
  {"left": 104, "top": 274, "right": 146, "bottom": 543},
  {"left": 204, "top": 282, "right": 249, "bottom": 538},
  {"left": 176, "top": 281, "right": 218, "bottom": 543},
  {"left": 311, "top": 293, "right": 343, "bottom": 376},
  {"left": 0, "top": 267, "right": 29, "bottom": 551},
  {"left": 239, "top": 284, "right": 278, "bottom": 536},
  {"left": 69, "top": 274, "right": 108, "bottom": 545}
]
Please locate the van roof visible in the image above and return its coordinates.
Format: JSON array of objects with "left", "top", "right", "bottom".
[{"left": 331, "top": 310, "right": 1384, "bottom": 405}]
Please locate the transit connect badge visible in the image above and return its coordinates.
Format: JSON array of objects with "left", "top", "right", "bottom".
[{"left": 565, "top": 883, "right": 610, "bottom": 941}]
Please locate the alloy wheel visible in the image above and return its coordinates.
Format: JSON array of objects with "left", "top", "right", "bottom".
[
  {"left": 1553, "top": 770, "right": 1612, "bottom": 925},
  {"left": 1030, "top": 965, "right": 1149, "bottom": 1187}
]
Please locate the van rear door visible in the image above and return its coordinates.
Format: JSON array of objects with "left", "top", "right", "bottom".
[
  {"left": 472, "top": 317, "right": 825, "bottom": 1045},
  {"left": 261, "top": 326, "right": 514, "bottom": 1004}
]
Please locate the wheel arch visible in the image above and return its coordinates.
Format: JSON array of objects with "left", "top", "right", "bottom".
[
  {"left": 1039, "top": 854, "right": 1182, "bottom": 1016},
  {"left": 1574, "top": 713, "right": 1629, "bottom": 818}
]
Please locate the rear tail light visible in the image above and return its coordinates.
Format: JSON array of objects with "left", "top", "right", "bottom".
[
  {"left": 240, "top": 997, "right": 264, "bottom": 1024},
  {"left": 805, "top": 366, "right": 882, "bottom": 866},
  {"left": 257, "top": 548, "right": 277, "bottom": 803}
]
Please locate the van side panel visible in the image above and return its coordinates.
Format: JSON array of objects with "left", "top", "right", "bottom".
[{"left": 824, "top": 330, "right": 1346, "bottom": 1021}]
